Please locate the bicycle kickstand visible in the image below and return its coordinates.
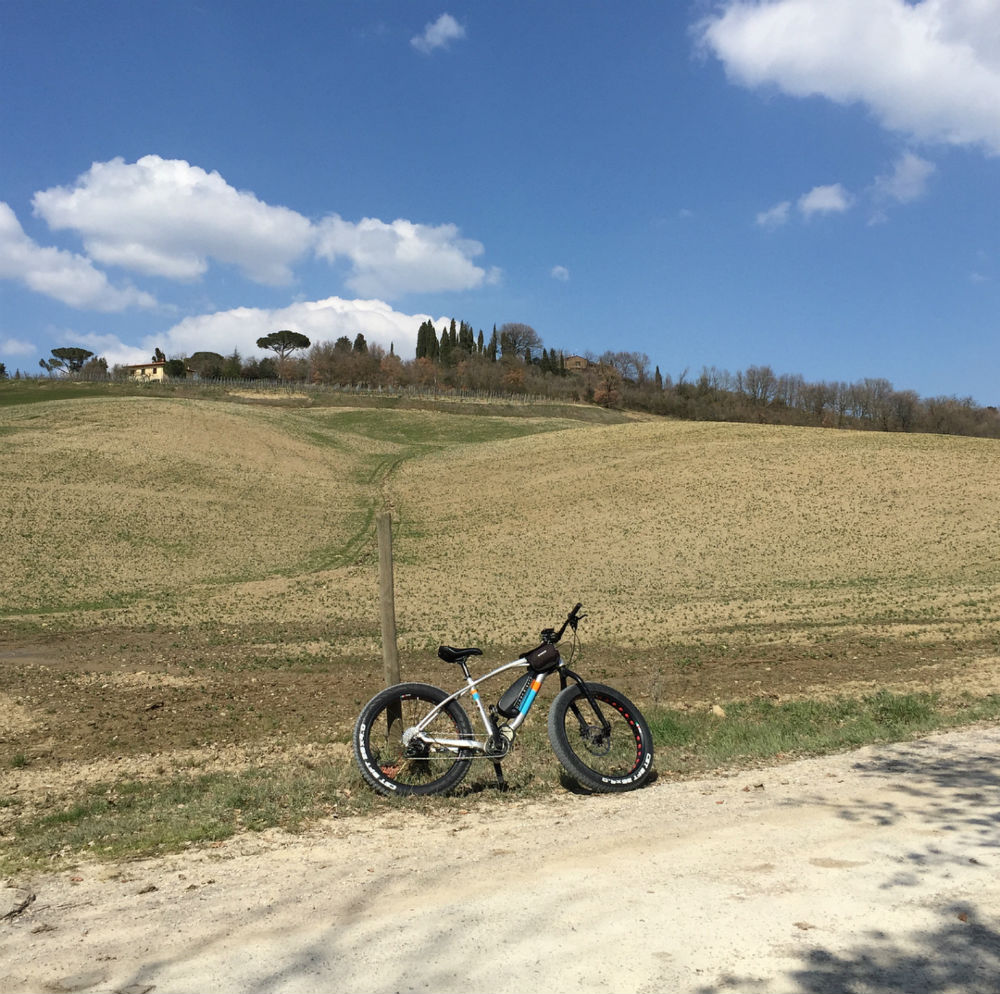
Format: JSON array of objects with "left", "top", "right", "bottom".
[{"left": 492, "top": 761, "right": 508, "bottom": 792}]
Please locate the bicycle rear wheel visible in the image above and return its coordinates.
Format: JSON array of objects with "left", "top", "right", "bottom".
[
  {"left": 353, "top": 682, "right": 474, "bottom": 797},
  {"left": 548, "top": 682, "right": 654, "bottom": 792}
]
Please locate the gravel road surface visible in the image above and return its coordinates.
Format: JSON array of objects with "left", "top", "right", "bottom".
[{"left": 3, "top": 725, "right": 999, "bottom": 994}]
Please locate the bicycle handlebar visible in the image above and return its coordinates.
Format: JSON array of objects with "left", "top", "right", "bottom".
[{"left": 542, "top": 603, "right": 585, "bottom": 644}]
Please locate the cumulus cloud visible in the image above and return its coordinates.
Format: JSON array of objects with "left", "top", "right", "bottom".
[
  {"left": 1, "top": 336, "right": 35, "bottom": 356},
  {"left": 32, "top": 155, "right": 314, "bottom": 285},
  {"left": 756, "top": 184, "right": 852, "bottom": 227},
  {"left": 756, "top": 200, "right": 792, "bottom": 229},
  {"left": 95, "top": 296, "right": 439, "bottom": 369},
  {"left": 550, "top": 265, "right": 570, "bottom": 281},
  {"left": 798, "top": 183, "right": 852, "bottom": 218},
  {"left": 12, "top": 156, "right": 498, "bottom": 308},
  {"left": 698, "top": 0, "right": 1000, "bottom": 154},
  {"left": 759, "top": 152, "right": 935, "bottom": 228},
  {"left": 0, "top": 202, "right": 156, "bottom": 311},
  {"left": 411, "top": 13, "right": 466, "bottom": 54},
  {"left": 24, "top": 156, "right": 497, "bottom": 302},
  {"left": 315, "top": 214, "right": 495, "bottom": 298},
  {"left": 873, "top": 151, "right": 936, "bottom": 204}
]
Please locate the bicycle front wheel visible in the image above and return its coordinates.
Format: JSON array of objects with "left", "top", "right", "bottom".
[
  {"left": 548, "top": 682, "right": 654, "bottom": 792},
  {"left": 353, "top": 682, "right": 474, "bottom": 797}
]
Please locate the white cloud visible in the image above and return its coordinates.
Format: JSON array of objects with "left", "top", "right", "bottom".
[
  {"left": 32, "top": 155, "right": 314, "bottom": 285},
  {"left": 872, "top": 151, "right": 936, "bottom": 204},
  {"left": 550, "top": 265, "right": 570, "bottom": 281},
  {"left": 0, "top": 202, "right": 157, "bottom": 311},
  {"left": 761, "top": 154, "right": 935, "bottom": 228},
  {"left": 699, "top": 0, "right": 1000, "bottom": 154},
  {"left": 756, "top": 200, "right": 792, "bottom": 228},
  {"left": 315, "top": 214, "right": 493, "bottom": 298},
  {"left": 797, "top": 183, "right": 852, "bottom": 218},
  {"left": 20, "top": 155, "right": 498, "bottom": 304},
  {"left": 95, "top": 296, "right": 440, "bottom": 369},
  {"left": 1, "top": 336, "right": 35, "bottom": 356},
  {"left": 411, "top": 13, "right": 466, "bottom": 54}
]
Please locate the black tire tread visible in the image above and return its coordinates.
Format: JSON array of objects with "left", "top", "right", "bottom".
[
  {"left": 547, "top": 682, "right": 654, "bottom": 793},
  {"left": 353, "top": 682, "right": 473, "bottom": 797}
]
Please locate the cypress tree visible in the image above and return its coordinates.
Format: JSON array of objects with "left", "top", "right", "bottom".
[{"left": 415, "top": 320, "right": 430, "bottom": 359}]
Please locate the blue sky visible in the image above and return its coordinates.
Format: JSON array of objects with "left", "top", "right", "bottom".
[{"left": 2, "top": 1, "right": 999, "bottom": 404}]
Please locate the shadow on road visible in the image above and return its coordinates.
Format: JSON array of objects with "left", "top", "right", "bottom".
[
  {"left": 772, "top": 729, "right": 1000, "bottom": 994},
  {"left": 789, "top": 911, "right": 1000, "bottom": 994}
]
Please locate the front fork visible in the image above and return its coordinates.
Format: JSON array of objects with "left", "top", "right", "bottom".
[{"left": 559, "top": 667, "right": 612, "bottom": 737}]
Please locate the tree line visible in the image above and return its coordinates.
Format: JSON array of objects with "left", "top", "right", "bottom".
[
  {"left": 627, "top": 364, "right": 1000, "bottom": 439},
  {"left": 9, "top": 322, "right": 998, "bottom": 439}
]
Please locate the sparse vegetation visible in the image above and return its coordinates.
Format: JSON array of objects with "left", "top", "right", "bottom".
[
  {"left": 1, "top": 387, "right": 998, "bottom": 870},
  {"left": 4, "top": 690, "right": 999, "bottom": 871}
]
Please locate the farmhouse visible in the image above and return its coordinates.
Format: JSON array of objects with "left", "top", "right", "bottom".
[
  {"left": 121, "top": 361, "right": 170, "bottom": 381},
  {"left": 564, "top": 355, "right": 590, "bottom": 373}
]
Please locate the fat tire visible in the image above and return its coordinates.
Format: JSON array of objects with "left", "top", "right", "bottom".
[
  {"left": 353, "top": 682, "right": 474, "bottom": 797},
  {"left": 548, "top": 682, "right": 654, "bottom": 792}
]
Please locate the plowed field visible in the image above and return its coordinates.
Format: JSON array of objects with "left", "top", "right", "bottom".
[{"left": 2, "top": 393, "right": 999, "bottom": 840}]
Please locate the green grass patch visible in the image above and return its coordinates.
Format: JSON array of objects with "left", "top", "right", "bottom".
[
  {"left": 0, "top": 380, "right": 117, "bottom": 407},
  {"left": 5, "top": 691, "right": 998, "bottom": 872},
  {"left": 311, "top": 408, "right": 576, "bottom": 447},
  {"left": 646, "top": 691, "right": 1000, "bottom": 775},
  {"left": 2, "top": 761, "right": 360, "bottom": 870}
]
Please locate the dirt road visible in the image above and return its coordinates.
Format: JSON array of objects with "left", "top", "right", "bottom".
[{"left": 3, "top": 725, "right": 999, "bottom": 994}]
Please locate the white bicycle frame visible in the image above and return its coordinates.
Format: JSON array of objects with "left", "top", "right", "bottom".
[{"left": 403, "top": 656, "right": 561, "bottom": 754}]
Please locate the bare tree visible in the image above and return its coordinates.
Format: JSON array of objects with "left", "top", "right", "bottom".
[
  {"left": 498, "top": 322, "right": 541, "bottom": 358},
  {"left": 590, "top": 364, "right": 622, "bottom": 408},
  {"left": 740, "top": 365, "right": 778, "bottom": 405},
  {"left": 599, "top": 351, "right": 650, "bottom": 384},
  {"left": 775, "top": 372, "right": 804, "bottom": 409},
  {"left": 800, "top": 381, "right": 836, "bottom": 421}
]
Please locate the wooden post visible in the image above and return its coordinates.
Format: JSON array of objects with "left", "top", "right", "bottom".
[{"left": 377, "top": 511, "right": 401, "bottom": 688}]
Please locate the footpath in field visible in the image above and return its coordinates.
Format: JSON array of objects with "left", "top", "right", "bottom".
[{"left": 2, "top": 724, "right": 1000, "bottom": 994}]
